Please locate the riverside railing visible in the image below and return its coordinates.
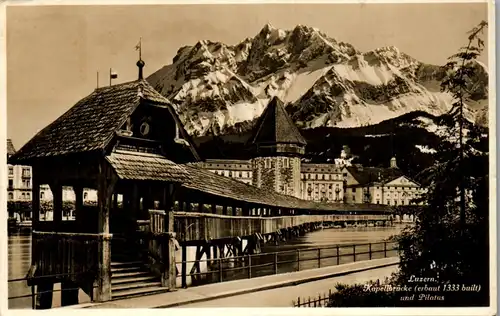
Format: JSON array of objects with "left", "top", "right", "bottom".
[
  {"left": 177, "top": 240, "right": 398, "bottom": 288},
  {"left": 292, "top": 278, "right": 389, "bottom": 307},
  {"left": 293, "top": 289, "right": 333, "bottom": 307},
  {"left": 7, "top": 272, "right": 97, "bottom": 309}
]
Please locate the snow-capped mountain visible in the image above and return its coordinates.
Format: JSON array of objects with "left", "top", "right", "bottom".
[{"left": 147, "top": 23, "right": 489, "bottom": 136}]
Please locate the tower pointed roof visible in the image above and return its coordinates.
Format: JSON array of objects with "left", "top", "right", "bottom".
[
  {"left": 250, "top": 96, "right": 307, "bottom": 146},
  {"left": 7, "top": 139, "right": 16, "bottom": 157}
]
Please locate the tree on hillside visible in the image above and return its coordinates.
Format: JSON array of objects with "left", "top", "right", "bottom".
[
  {"left": 327, "top": 21, "right": 490, "bottom": 307},
  {"left": 393, "top": 20, "right": 490, "bottom": 306},
  {"left": 439, "top": 20, "right": 488, "bottom": 228}
]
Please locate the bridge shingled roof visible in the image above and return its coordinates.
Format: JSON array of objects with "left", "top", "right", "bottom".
[
  {"left": 106, "top": 150, "right": 191, "bottom": 183},
  {"left": 183, "top": 164, "right": 392, "bottom": 212},
  {"left": 9, "top": 79, "right": 198, "bottom": 164}
]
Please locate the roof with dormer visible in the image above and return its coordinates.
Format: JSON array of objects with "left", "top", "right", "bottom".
[
  {"left": 9, "top": 79, "right": 198, "bottom": 164},
  {"left": 346, "top": 165, "right": 406, "bottom": 186},
  {"left": 250, "top": 96, "right": 307, "bottom": 146}
]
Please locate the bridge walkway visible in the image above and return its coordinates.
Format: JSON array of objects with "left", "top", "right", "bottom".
[{"left": 67, "top": 257, "right": 399, "bottom": 309}]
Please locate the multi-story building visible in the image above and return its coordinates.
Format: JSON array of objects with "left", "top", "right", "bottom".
[
  {"left": 342, "top": 157, "right": 426, "bottom": 205},
  {"left": 193, "top": 159, "right": 253, "bottom": 184},
  {"left": 300, "top": 163, "right": 344, "bottom": 202},
  {"left": 7, "top": 139, "right": 32, "bottom": 201},
  {"left": 196, "top": 159, "right": 346, "bottom": 203}
]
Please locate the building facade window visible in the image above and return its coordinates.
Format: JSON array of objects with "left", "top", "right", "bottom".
[
  {"left": 22, "top": 168, "right": 31, "bottom": 177},
  {"left": 8, "top": 166, "right": 13, "bottom": 175},
  {"left": 41, "top": 192, "right": 45, "bottom": 199},
  {"left": 8, "top": 179, "right": 13, "bottom": 190},
  {"left": 8, "top": 193, "right": 13, "bottom": 200}
]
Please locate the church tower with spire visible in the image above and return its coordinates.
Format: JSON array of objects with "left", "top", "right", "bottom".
[{"left": 249, "top": 96, "right": 307, "bottom": 198}]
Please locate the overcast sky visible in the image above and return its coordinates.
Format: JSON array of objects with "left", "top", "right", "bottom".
[{"left": 7, "top": 3, "right": 488, "bottom": 148}]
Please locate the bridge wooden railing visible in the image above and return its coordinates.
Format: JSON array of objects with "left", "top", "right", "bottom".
[
  {"left": 176, "top": 240, "right": 399, "bottom": 289},
  {"left": 29, "top": 231, "right": 100, "bottom": 294},
  {"left": 173, "top": 212, "right": 392, "bottom": 241}
]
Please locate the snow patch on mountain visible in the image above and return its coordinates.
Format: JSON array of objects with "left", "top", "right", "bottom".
[
  {"left": 147, "top": 23, "right": 488, "bottom": 136},
  {"left": 415, "top": 145, "right": 437, "bottom": 154}
]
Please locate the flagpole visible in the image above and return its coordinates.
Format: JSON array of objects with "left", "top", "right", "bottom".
[
  {"left": 97, "top": 71, "right": 99, "bottom": 88},
  {"left": 109, "top": 68, "right": 111, "bottom": 86}
]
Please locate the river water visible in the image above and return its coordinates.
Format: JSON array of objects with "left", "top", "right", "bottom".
[{"left": 8, "top": 225, "right": 404, "bottom": 309}]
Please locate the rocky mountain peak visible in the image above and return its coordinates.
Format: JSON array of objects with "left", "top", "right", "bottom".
[{"left": 147, "top": 24, "right": 488, "bottom": 136}]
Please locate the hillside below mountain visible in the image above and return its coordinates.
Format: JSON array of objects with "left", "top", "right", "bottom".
[{"left": 147, "top": 23, "right": 488, "bottom": 136}]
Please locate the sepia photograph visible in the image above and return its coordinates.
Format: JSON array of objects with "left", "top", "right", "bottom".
[{"left": 1, "top": 0, "right": 496, "bottom": 314}]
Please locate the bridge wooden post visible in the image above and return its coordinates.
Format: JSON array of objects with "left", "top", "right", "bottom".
[
  {"left": 50, "top": 182, "right": 63, "bottom": 226},
  {"left": 31, "top": 168, "right": 40, "bottom": 232},
  {"left": 181, "top": 243, "right": 187, "bottom": 288},
  {"left": 160, "top": 184, "right": 178, "bottom": 290},
  {"left": 222, "top": 205, "right": 228, "bottom": 216},
  {"left": 74, "top": 185, "right": 84, "bottom": 227},
  {"left": 211, "top": 203, "right": 217, "bottom": 214},
  {"left": 35, "top": 282, "right": 54, "bottom": 309},
  {"left": 131, "top": 183, "right": 140, "bottom": 221},
  {"left": 95, "top": 160, "right": 115, "bottom": 302},
  {"left": 242, "top": 204, "right": 249, "bottom": 216},
  {"left": 142, "top": 187, "right": 154, "bottom": 219},
  {"left": 61, "top": 280, "right": 79, "bottom": 306}
]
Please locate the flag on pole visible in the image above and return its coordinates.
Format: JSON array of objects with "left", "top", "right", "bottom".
[{"left": 110, "top": 69, "right": 118, "bottom": 79}]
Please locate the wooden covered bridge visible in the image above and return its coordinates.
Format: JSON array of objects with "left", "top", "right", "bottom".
[{"left": 9, "top": 61, "right": 393, "bottom": 308}]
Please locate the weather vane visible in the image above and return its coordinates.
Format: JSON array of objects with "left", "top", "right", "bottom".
[{"left": 135, "top": 37, "right": 142, "bottom": 60}]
